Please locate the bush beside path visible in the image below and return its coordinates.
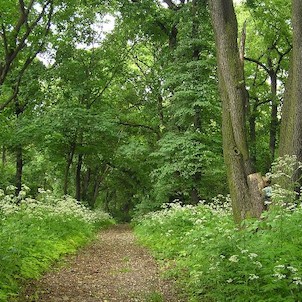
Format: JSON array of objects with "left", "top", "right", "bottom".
[{"left": 16, "top": 225, "right": 183, "bottom": 302}]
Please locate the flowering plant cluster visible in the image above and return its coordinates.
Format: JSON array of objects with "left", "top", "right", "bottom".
[
  {"left": 135, "top": 158, "right": 302, "bottom": 301},
  {"left": 0, "top": 186, "right": 114, "bottom": 301},
  {"left": 0, "top": 186, "right": 113, "bottom": 224}
]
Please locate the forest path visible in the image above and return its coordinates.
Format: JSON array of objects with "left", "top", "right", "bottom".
[{"left": 19, "top": 224, "right": 183, "bottom": 302}]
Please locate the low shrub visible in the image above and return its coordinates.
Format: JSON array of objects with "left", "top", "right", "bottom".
[
  {"left": 0, "top": 187, "right": 114, "bottom": 301},
  {"left": 135, "top": 195, "right": 302, "bottom": 302}
]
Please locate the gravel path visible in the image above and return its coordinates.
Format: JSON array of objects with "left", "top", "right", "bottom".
[{"left": 18, "top": 225, "right": 184, "bottom": 302}]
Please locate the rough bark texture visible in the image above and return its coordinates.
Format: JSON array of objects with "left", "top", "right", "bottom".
[
  {"left": 279, "top": 0, "right": 302, "bottom": 185},
  {"left": 209, "top": 0, "right": 263, "bottom": 222},
  {"left": 247, "top": 173, "right": 265, "bottom": 214}
]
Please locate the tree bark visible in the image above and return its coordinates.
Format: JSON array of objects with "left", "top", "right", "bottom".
[
  {"left": 249, "top": 103, "right": 257, "bottom": 167},
  {"left": 63, "top": 142, "right": 76, "bottom": 195},
  {"left": 190, "top": 0, "right": 203, "bottom": 204},
  {"left": 209, "top": 0, "right": 264, "bottom": 222},
  {"left": 279, "top": 0, "right": 302, "bottom": 188},
  {"left": 15, "top": 98, "right": 24, "bottom": 197},
  {"left": 82, "top": 167, "right": 91, "bottom": 201},
  {"left": 75, "top": 153, "right": 83, "bottom": 201},
  {"left": 268, "top": 62, "right": 278, "bottom": 167},
  {"left": 91, "top": 175, "right": 101, "bottom": 208},
  {"left": 280, "top": 0, "right": 302, "bottom": 160}
]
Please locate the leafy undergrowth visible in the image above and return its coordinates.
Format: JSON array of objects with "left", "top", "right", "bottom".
[
  {"left": 0, "top": 186, "right": 114, "bottom": 302},
  {"left": 134, "top": 196, "right": 302, "bottom": 302}
]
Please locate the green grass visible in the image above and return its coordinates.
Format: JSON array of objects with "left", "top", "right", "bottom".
[
  {"left": 0, "top": 190, "right": 114, "bottom": 302},
  {"left": 135, "top": 199, "right": 302, "bottom": 302},
  {"left": 144, "top": 291, "right": 164, "bottom": 302}
]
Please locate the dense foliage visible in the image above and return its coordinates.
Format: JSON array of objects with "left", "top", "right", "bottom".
[
  {"left": 1, "top": 0, "right": 302, "bottom": 301},
  {"left": 0, "top": 187, "right": 114, "bottom": 301},
  {"left": 135, "top": 187, "right": 302, "bottom": 301},
  {"left": 0, "top": 0, "right": 228, "bottom": 221}
]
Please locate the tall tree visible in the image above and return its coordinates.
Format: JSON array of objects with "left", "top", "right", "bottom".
[
  {"left": 279, "top": 0, "right": 302, "bottom": 187},
  {"left": 208, "top": 0, "right": 264, "bottom": 223}
]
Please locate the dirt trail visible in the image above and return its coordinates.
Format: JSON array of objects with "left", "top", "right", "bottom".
[{"left": 19, "top": 225, "right": 184, "bottom": 302}]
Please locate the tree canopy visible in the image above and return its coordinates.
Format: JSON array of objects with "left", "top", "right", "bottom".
[{"left": 0, "top": 0, "right": 300, "bottom": 222}]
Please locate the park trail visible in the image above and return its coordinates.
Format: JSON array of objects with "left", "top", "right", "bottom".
[{"left": 18, "top": 224, "right": 185, "bottom": 302}]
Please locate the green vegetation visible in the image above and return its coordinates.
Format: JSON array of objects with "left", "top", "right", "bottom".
[
  {"left": 0, "top": 187, "right": 114, "bottom": 301},
  {"left": 135, "top": 196, "right": 302, "bottom": 301},
  {"left": 135, "top": 156, "right": 302, "bottom": 301},
  {"left": 1, "top": 0, "right": 302, "bottom": 301}
]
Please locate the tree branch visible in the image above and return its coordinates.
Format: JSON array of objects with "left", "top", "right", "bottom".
[
  {"left": 0, "top": 0, "right": 53, "bottom": 87},
  {"left": 89, "top": 43, "right": 138, "bottom": 108},
  {"left": 0, "top": 1, "right": 54, "bottom": 111},
  {"left": 244, "top": 56, "right": 270, "bottom": 74},
  {"left": 239, "top": 20, "right": 247, "bottom": 63},
  {"left": 162, "top": 0, "right": 178, "bottom": 10},
  {"left": 276, "top": 46, "right": 292, "bottom": 73}
]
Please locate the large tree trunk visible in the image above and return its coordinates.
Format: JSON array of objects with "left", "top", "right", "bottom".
[
  {"left": 209, "top": 0, "right": 264, "bottom": 223},
  {"left": 279, "top": 0, "right": 302, "bottom": 160},
  {"left": 279, "top": 0, "right": 302, "bottom": 188}
]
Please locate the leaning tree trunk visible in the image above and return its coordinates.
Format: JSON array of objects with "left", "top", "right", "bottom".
[
  {"left": 279, "top": 0, "right": 302, "bottom": 188},
  {"left": 208, "top": 0, "right": 264, "bottom": 223}
]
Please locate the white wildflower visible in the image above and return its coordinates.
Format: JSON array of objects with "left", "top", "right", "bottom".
[
  {"left": 288, "top": 266, "right": 298, "bottom": 273},
  {"left": 249, "top": 253, "right": 258, "bottom": 259},
  {"left": 6, "top": 185, "right": 16, "bottom": 192},
  {"left": 275, "top": 264, "right": 285, "bottom": 269},
  {"left": 38, "top": 188, "right": 46, "bottom": 194},
  {"left": 253, "top": 261, "right": 263, "bottom": 268},
  {"left": 293, "top": 277, "right": 302, "bottom": 285},
  {"left": 249, "top": 274, "right": 259, "bottom": 280},
  {"left": 273, "top": 273, "right": 287, "bottom": 280},
  {"left": 226, "top": 278, "right": 233, "bottom": 283},
  {"left": 229, "top": 255, "right": 239, "bottom": 263}
]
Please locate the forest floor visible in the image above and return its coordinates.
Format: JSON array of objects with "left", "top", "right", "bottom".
[{"left": 17, "top": 224, "right": 185, "bottom": 302}]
